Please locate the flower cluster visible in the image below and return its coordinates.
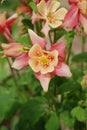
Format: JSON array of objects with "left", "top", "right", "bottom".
[{"left": 1, "top": 0, "right": 75, "bottom": 92}]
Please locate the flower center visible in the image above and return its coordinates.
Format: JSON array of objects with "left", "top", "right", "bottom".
[
  {"left": 40, "top": 55, "right": 50, "bottom": 67},
  {"left": 47, "top": 13, "right": 55, "bottom": 24}
]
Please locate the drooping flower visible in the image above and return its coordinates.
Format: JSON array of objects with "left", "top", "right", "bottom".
[
  {"left": 64, "top": 0, "right": 87, "bottom": 34},
  {"left": 27, "top": 29, "right": 72, "bottom": 92},
  {"left": 1, "top": 43, "right": 24, "bottom": 57},
  {"left": 32, "top": 0, "right": 67, "bottom": 36},
  {"left": 1, "top": 43, "right": 29, "bottom": 70},
  {"left": 0, "top": 12, "right": 18, "bottom": 42}
]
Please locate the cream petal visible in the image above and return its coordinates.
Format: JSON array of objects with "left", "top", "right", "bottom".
[
  {"left": 29, "top": 44, "right": 42, "bottom": 57},
  {"left": 48, "top": 20, "right": 62, "bottom": 28},
  {"left": 37, "top": 0, "right": 47, "bottom": 16},
  {"left": 29, "top": 58, "right": 40, "bottom": 72},
  {"left": 54, "top": 8, "right": 67, "bottom": 20},
  {"left": 48, "top": 0, "right": 60, "bottom": 12}
]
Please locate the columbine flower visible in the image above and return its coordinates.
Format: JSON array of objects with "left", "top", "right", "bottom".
[
  {"left": 1, "top": 43, "right": 24, "bottom": 57},
  {"left": 11, "top": 29, "right": 72, "bottom": 92},
  {"left": 0, "top": 12, "right": 18, "bottom": 42},
  {"left": 1, "top": 43, "right": 29, "bottom": 70},
  {"left": 28, "top": 29, "right": 72, "bottom": 92},
  {"left": 32, "top": 0, "right": 67, "bottom": 36},
  {"left": 64, "top": 0, "right": 87, "bottom": 34}
]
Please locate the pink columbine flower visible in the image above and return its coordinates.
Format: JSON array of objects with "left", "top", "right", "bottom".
[
  {"left": 27, "top": 29, "right": 72, "bottom": 92},
  {"left": 64, "top": 0, "right": 87, "bottom": 34},
  {"left": 0, "top": 12, "right": 18, "bottom": 42},
  {"left": 32, "top": 0, "right": 67, "bottom": 36},
  {"left": 1, "top": 43, "right": 24, "bottom": 57},
  {"left": 1, "top": 43, "right": 29, "bottom": 70},
  {"left": 10, "top": 29, "right": 71, "bottom": 92}
]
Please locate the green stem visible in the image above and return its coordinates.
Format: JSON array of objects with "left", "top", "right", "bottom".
[
  {"left": 7, "top": 58, "right": 18, "bottom": 87},
  {"left": 66, "top": 42, "right": 72, "bottom": 64}
]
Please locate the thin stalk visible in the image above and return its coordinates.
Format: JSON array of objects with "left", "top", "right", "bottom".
[
  {"left": 66, "top": 42, "right": 72, "bottom": 64},
  {"left": 7, "top": 58, "right": 18, "bottom": 87}
]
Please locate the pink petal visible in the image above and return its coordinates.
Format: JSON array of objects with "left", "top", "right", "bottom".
[
  {"left": 12, "top": 53, "right": 29, "bottom": 70},
  {"left": 63, "top": 5, "right": 79, "bottom": 29},
  {"left": 6, "top": 13, "right": 18, "bottom": 29},
  {"left": 3, "top": 27, "right": 14, "bottom": 42},
  {"left": 41, "top": 22, "right": 50, "bottom": 36},
  {"left": 1, "top": 43, "right": 23, "bottom": 57},
  {"left": 32, "top": 12, "right": 40, "bottom": 24},
  {"left": 28, "top": 29, "right": 47, "bottom": 49},
  {"left": 54, "top": 62, "right": 72, "bottom": 77},
  {"left": 50, "top": 40, "right": 66, "bottom": 59},
  {"left": 35, "top": 72, "right": 52, "bottom": 92},
  {"left": 79, "top": 14, "right": 87, "bottom": 34},
  {"left": 68, "top": 0, "right": 78, "bottom": 4}
]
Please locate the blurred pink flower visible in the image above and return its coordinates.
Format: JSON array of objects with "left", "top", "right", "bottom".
[
  {"left": 28, "top": 29, "right": 72, "bottom": 92},
  {"left": 0, "top": 12, "right": 18, "bottom": 42},
  {"left": 1, "top": 43, "right": 24, "bottom": 57},
  {"left": 64, "top": 0, "right": 87, "bottom": 34}
]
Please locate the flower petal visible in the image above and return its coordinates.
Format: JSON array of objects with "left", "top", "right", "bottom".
[
  {"left": 6, "top": 13, "right": 18, "bottom": 29},
  {"left": 50, "top": 40, "right": 66, "bottom": 59},
  {"left": 1, "top": 43, "right": 23, "bottom": 57},
  {"left": 48, "top": 0, "right": 60, "bottom": 12},
  {"left": 54, "top": 8, "right": 67, "bottom": 20},
  {"left": 41, "top": 22, "right": 50, "bottom": 36},
  {"left": 68, "top": 0, "right": 79, "bottom": 4},
  {"left": 0, "top": 12, "right": 6, "bottom": 27},
  {"left": 28, "top": 29, "right": 47, "bottom": 49},
  {"left": 3, "top": 27, "right": 14, "bottom": 42},
  {"left": 54, "top": 62, "right": 72, "bottom": 77},
  {"left": 63, "top": 5, "right": 79, "bottom": 29},
  {"left": 48, "top": 19, "right": 62, "bottom": 28},
  {"left": 79, "top": 14, "right": 87, "bottom": 34},
  {"left": 32, "top": 12, "right": 40, "bottom": 24},
  {"left": 37, "top": 0, "right": 47, "bottom": 16},
  {"left": 35, "top": 72, "right": 52, "bottom": 92},
  {"left": 12, "top": 53, "right": 29, "bottom": 70}
]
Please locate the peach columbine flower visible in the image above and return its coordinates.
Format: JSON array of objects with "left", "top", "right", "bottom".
[
  {"left": 64, "top": 0, "right": 87, "bottom": 34},
  {"left": 28, "top": 29, "right": 72, "bottom": 92},
  {"left": 11, "top": 29, "right": 72, "bottom": 92},
  {"left": 32, "top": 0, "right": 67, "bottom": 36},
  {"left": 0, "top": 12, "right": 18, "bottom": 42}
]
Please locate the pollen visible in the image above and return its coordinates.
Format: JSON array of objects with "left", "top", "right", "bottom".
[{"left": 40, "top": 55, "right": 50, "bottom": 67}]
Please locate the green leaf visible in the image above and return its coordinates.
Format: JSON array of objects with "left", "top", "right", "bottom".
[
  {"left": 17, "top": 97, "right": 46, "bottom": 130},
  {"left": 71, "top": 106, "right": 86, "bottom": 122},
  {"left": 72, "top": 52, "right": 87, "bottom": 62},
  {"left": 60, "top": 111, "right": 74, "bottom": 128},
  {"left": 45, "top": 111, "right": 60, "bottom": 130},
  {"left": 22, "top": 19, "right": 34, "bottom": 30},
  {"left": 29, "top": 2, "right": 37, "bottom": 12},
  {"left": 54, "top": 28, "right": 66, "bottom": 42},
  {"left": 58, "top": 80, "right": 81, "bottom": 94},
  {"left": 0, "top": 87, "right": 16, "bottom": 123}
]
